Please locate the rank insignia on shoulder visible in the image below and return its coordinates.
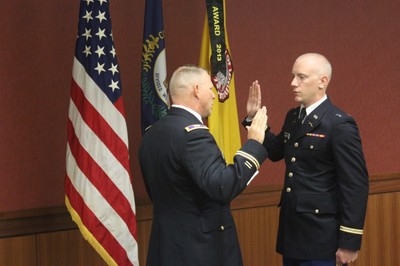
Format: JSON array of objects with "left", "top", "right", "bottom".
[{"left": 185, "top": 124, "right": 209, "bottom": 132}]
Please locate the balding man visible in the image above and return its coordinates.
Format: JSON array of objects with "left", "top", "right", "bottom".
[
  {"left": 244, "top": 53, "right": 369, "bottom": 266},
  {"left": 139, "top": 65, "right": 268, "bottom": 266}
]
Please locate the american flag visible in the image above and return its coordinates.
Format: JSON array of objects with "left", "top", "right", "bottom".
[{"left": 65, "top": 1, "right": 139, "bottom": 265}]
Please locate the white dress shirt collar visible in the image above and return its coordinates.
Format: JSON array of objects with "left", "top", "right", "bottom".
[
  {"left": 301, "top": 95, "right": 328, "bottom": 117},
  {"left": 172, "top": 104, "right": 203, "bottom": 124}
]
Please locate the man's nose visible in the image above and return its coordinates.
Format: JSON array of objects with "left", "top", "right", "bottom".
[{"left": 291, "top": 77, "right": 297, "bottom": 87}]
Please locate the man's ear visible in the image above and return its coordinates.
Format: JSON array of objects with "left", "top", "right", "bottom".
[
  {"left": 319, "top": 75, "right": 329, "bottom": 89},
  {"left": 193, "top": 84, "right": 200, "bottom": 98}
]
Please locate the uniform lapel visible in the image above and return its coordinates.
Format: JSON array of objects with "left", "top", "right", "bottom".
[
  {"left": 288, "top": 108, "right": 303, "bottom": 140},
  {"left": 295, "top": 98, "right": 332, "bottom": 140}
]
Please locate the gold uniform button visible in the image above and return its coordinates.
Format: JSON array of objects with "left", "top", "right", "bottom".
[
  {"left": 315, "top": 209, "right": 319, "bottom": 214},
  {"left": 286, "top": 187, "right": 292, "bottom": 193},
  {"left": 291, "top": 157, "right": 296, "bottom": 163},
  {"left": 220, "top": 226, "right": 225, "bottom": 231},
  {"left": 294, "top": 142, "right": 299, "bottom": 148},
  {"left": 288, "top": 172, "right": 293, "bottom": 177}
]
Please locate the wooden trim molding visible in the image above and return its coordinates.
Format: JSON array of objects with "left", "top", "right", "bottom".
[
  {"left": 1, "top": 172, "right": 399, "bottom": 238},
  {"left": 369, "top": 172, "right": 400, "bottom": 194},
  {"left": 0, "top": 206, "right": 76, "bottom": 238}
]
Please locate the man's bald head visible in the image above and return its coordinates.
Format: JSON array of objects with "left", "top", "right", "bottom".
[{"left": 295, "top": 53, "right": 332, "bottom": 83}]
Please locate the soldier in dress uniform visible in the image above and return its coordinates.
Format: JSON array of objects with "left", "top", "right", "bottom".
[
  {"left": 243, "top": 53, "right": 369, "bottom": 266},
  {"left": 138, "top": 65, "right": 269, "bottom": 266}
]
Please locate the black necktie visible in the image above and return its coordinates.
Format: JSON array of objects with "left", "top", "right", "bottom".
[{"left": 299, "top": 108, "right": 306, "bottom": 124}]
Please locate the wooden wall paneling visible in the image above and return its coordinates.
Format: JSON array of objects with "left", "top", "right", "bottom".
[
  {"left": 36, "top": 230, "right": 106, "bottom": 266},
  {"left": 233, "top": 206, "right": 282, "bottom": 266},
  {"left": 136, "top": 219, "right": 152, "bottom": 266},
  {"left": 0, "top": 235, "right": 36, "bottom": 266},
  {"left": 369, "top": 173, "right": 400, "bottom": 195},
  {"left": 34, "top": 223, "right": 153, "bottom": 266},
  {"left": 0, "top": 206, "right": 77, "bottom": 238},
  {"left": 353, "top": 192, "right": 400, "bottom": 266},
  {"left": 1, "top": 174, "right": 399, "bottom": 266}
]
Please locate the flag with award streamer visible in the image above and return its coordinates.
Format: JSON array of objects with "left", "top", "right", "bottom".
[
  {"left": 141, "top": 0, "right": 168, "bottom": 135},
  {"left": 65, "top": 1, "right": 139, "bottom": 265},
  {"left": 199, "top": 0, "right": 241, "bottom": 164}
]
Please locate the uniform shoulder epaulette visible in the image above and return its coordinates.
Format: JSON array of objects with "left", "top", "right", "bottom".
[{"left": 185, "top": 124, "right": 209, "bottom": 132}]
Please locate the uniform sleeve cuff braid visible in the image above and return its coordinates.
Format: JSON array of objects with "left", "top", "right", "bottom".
[
  {"left": 340, "top": 225, "right": 364, "bottom": 235},
  {"left": 236, "top": 150, "right": 260, "bottom": 169}
]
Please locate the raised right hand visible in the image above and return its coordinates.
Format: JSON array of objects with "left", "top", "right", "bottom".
[
  {"left": 246, "top": 106, "right": 268, "bottom": 144},
  {"left": 246, "top": 80, "right": 262, "bottom": 120}
]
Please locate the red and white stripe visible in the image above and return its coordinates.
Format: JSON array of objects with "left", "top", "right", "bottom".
[{"left": 65, "top": 58, "right": 139, "bottom": 266}]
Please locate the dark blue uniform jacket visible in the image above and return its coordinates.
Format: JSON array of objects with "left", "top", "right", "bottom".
[
  {"left": 263, "top": 98, "right": 369, "bottom": 260},
  {"left": 139, "top": 107, "right": 268, "bottom": 266}
]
